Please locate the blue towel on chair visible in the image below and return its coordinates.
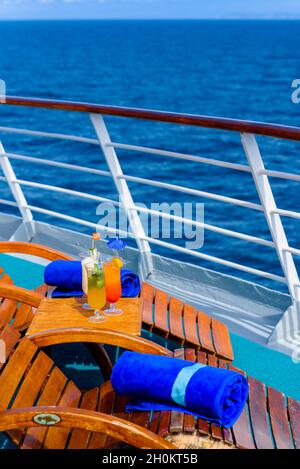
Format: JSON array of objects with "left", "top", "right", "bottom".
[
  {"left": 44, "top": 260, "right": 83, "bottom": 297},
  {"left": 111, "top": 351, "right": 248, "bottom": 428},
  {"left": 44, "top": 260, "right": 140, "bottom": 298},
  {"left": 120, "top": 269, "right": 141, "bottom": 297}
]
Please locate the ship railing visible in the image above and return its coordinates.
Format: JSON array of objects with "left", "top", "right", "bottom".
[{"left": 0, "top": 97, "right": 300, "bottom": 317}]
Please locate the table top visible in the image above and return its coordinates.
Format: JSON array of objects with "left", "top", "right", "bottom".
[{"left": 26, "top": 297, "right": 142, "bottom": 337}]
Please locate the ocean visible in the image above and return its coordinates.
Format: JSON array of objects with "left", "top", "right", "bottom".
[{"left": 1, "top": 20, "right": 300, "bottom": 291}]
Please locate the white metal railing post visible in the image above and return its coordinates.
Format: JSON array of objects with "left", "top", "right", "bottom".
[
  {"left": 0, "top": 141, "right": 35, "bottom": 240},
  {"left": 90, "top": 113, "right": 153, "bottom": 279},
  {"left": 241, "top": 132, "right": 300, "bottom": 346}
]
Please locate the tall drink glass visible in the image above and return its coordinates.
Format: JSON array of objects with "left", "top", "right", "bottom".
[
  {"left": 103, "top": 258, "right": 123, "bottom": 316},
  {"left": 87, "top": 263, "right": 107, "bottom": 322}
]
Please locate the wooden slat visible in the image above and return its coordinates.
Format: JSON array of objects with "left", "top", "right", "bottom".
[
  {"left": 248, "top": 377, "right": 274, "bottom": 449},
  {"left": 183, "top": 305, "right": 199, "bottom": 347},
  {"left": 88, "top": 381, "right": 115, "bottom": 449},
  {"left": 288, "top": 397, "right": 300, "bottom": 449},
  {"left": 169, "top": 410, "right": 184, "bottom": 434},
  {"left": 211, "top": 318, "right": 234, "bottom": 361},
  {"left": 148, "top": 411, "right": 160, "bottom": 435},
  {"left": 206, "top": 355, "right": 223, "bottom": 440},
  {"left": 8, "top": 351, "right": 54, "bottom": 445},
  {"left": 12, "top": 303, "right": 33, "bottom": 330},
  {"left": 198, "top": 419, "right": 210, "bottom": 436},
  {"left": 158, "top": 411, "right": 171, "bottom": 437},
  {"left": 197, "top": 311, "right": 215, "bottom": 354},
  {"left": 184, "top": 348, "right": 196, "bottom": 362},
  {"left": 268, "top": 387, "right": 294, "bottom": 449},
  {"left": 106, "top": 386, "right": 129, "bottom": 449},
  {"left": 0, "top": 324, "right": 21, "bottom": 371},
  {"left": 0, "top": 338, "right": 37, "bottom": 411},
  {"left": 0, "top": 299, "right": 18, "bottom": 328},
  {"left": 169, "top": 349, "right": 185, "bottom": 433},
  {"left": 22, "top": 366, "right": 68, "bottom": 449},
  {"left": 196, "top": 350, "right": 210, "bottom": 436},
  {"left": 218, "top": 360, "right": 234, "bottom": 446},
  {"left": 140, "top": 283, "right": 155, "bottom": 329},
  {"left": 182, "top": 348, "right": 196, "bottom": 433},
  {"left": 197, "top": 350, "right": 208, "bottom": 364},
  {"left": 130, "top": 411, "right": 151, "bottom": 431},
  {"left": 43, "top": 381, "right": 81, "bottom": 449},
  {"left": 68, "top": 388, "right": 99, "bottom": 449},
  {"left": 207, "top": 354, "right": 218, "bottom": 368},
  {"left": 169, "top": 297, "right": 185, "bottom": 343},
  {"left": 229, "top": 365, "right": 255, "bottom": 449},
  {"left": 154, "top": 289, "right": 169, "bottom": 336},
  {"left": 12, "top": 352, "right": 53, "bottom": 409}
]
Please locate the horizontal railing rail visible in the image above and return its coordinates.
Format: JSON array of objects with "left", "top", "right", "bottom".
[
  {"left": 1, "top": 96, "right": 300, "bottom": 306},
  {"left": 3, "top": 152, "right": 111, "bottom": 178},
  {"left": 15, "top": 179, "right": 120, "bottom": 207},
  {"left": 107, "top": 142, "right": 252, "bottom": 172},
  {"left": 119, "top": 173, "right": 264, "bottom": 211},
  {"left": 0, "top": 125, "right": 99, "bottom": 145},
  {"left": 4, "top": 96, "right": 300, "bottom": 141},
  {"left": 0, "top": 198, "right": 18, "bottom": 207}
]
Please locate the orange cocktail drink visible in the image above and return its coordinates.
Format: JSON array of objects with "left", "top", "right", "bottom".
[{"left": 103, "top": 258, "right": 123, "bottom": 316}]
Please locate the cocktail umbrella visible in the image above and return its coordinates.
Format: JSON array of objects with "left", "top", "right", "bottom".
[{"left": 107, "top": 236, "right": 127, "bottom": 259}]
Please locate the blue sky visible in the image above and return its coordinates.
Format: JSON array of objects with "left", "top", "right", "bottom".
[{"left": 0, "top": 0, "right": 300, "bottom": 20}]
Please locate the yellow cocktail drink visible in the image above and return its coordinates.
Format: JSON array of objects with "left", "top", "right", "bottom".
[{"left": 87, "top": 264, "right": 107, "bottom": 322}]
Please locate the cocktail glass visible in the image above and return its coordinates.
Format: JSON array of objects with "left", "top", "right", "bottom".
[
  {"left": 79, "top": 251, "right": 99, "bottom": 310},
  {"left": 103, "top": 258, "right": 123, "bottom": 316},
  {"left": 87, "top": 263, "right": 107, "bottom": 322}
]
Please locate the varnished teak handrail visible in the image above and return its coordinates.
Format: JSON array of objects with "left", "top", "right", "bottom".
[
  {"left": 27, "top": 327, "right": 172, "bottom": 356},
  {"left": 3, "top": 96, "right": 300, "bottom": 142},
  {"left": 0, "top": 241, "right": 72, "bottom": 261},
  {"left": 0, "top": 406, "right": 175, "bottom": 449}
]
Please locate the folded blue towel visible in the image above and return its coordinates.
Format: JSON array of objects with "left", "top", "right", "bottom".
[
  {"left": 44, "top": 260, "right": 140, "bottom": 298},
  {"left": 44, "top": 260, "right": 82, "bottom": 293},
  {"left": 111, "top": 351, "right": 248, "bottom": 428}
]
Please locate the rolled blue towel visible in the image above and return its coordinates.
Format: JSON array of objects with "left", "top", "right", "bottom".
[
  {"left": 120, "top": 269, "right": 141, "bottom": 297},
  {"left": 111, "top": 351, "right": 248, "bottom": 428},
  {"left": 44, "top": 260, "right": 140, "bottom": 298},
  {"left": 44, "top": 260, "right": 83, "bottom": 297}
]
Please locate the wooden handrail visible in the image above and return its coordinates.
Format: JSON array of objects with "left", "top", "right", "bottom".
[
  {"left": 0, "top": 241, "right": 72, "bottom": 261},
  {"left": 0, "top": 284, "right": 42, "bottom": 307},
  {"left": 0, "top": 406, "right": 175, "bottom": 449},
  {"left": 27, "top": 327, "right": 172, "bottom": 356},
  {"left": 3, "top": 96, "right": 300, "bottom": 142}
]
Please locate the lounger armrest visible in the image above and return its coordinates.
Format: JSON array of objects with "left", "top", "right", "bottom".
[
  {"left": 0, "top": 241, "right": 72, "bottom": 261},
  {"left": 27, "top": 327, "right": 172, "bottom": 356},
  {"left": 0, "top": 283, "right": 42, "bottom": 308},
  {"left": 0, "top": 406, "right": 175, "bottom": 449}
]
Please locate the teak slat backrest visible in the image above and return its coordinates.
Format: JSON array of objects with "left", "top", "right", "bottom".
[
  {"left": 140, "top": 282, "right": 234, "bottom": 361},
  {"left": 0, "top": 241, "right": 72, "bottom": 332}
]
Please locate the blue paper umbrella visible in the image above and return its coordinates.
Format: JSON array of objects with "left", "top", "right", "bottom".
[{"left": 107, "top": 236, "right": 127, "bottom": 251}]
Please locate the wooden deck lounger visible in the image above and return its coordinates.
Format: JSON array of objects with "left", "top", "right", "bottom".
[
  {"left": 0, "top": 323, "right": 298, "bottom": 449},
  {"left": 0, "top": 284, "right": 175, "bottom": 449},
  {"left": 0, "top": 284, "right": 298, "bottom": 449},
  {"left": 0, "top": 242, "right": 234, "bottom": 361},
  {"left": 0, "top": 285, "right": 300, "bottom": 449}
]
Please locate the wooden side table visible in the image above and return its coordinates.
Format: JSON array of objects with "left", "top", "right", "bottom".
[{"left": 26, "top": 297, "right": 142, "bottom": 337}]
